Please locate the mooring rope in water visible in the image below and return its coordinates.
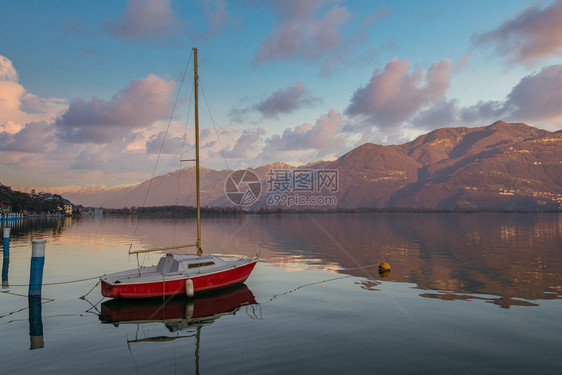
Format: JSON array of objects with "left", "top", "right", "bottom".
[
  {"left": 306, "top": 214, "right": 413, "bottom": 321},
  {"left": 259, "top": 274, "right": 352, "bottom": 305},
  {"left": 83, "top": 296, "right": 105, "bottom": 315},
  {"left": 3, "top": 275, "right": 101, "bottom": 287},
  {"left": 0, "top": 294, "right": 54, "bottom": 320},
  {"left": 276, "top": 261, "right": 383, "bottom": 272},
  {"left": 79, "top": 279, "right": 101, "bottom": 300}
]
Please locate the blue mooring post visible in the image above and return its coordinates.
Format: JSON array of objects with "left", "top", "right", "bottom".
[
  {"left": 2, "top": 228, "right": 10, "bottom": 288},
  {"left": 29, "top": 239, "right": 46, "bottom": 297},
  {"left": 28, "top": 295, "right": 44, "bottom": 349}
]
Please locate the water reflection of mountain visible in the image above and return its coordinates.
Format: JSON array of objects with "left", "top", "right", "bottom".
[
  {"left": 6, "top": 214, "right": 560, "bottom": 309},
  {"left": 257, "top": 213, "right": 562, "bottom": 306}
]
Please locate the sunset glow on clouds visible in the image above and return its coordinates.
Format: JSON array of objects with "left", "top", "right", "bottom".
[
  {"left": 1, "top": 0, "right": 562, "bottom": 188},
  {"left": 0, "top": 56, "right": 66, "bottom": 134}
]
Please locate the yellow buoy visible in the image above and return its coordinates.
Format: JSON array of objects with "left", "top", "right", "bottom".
[{"left": 378, "top": 262, "right": 391, "bottom": 272}]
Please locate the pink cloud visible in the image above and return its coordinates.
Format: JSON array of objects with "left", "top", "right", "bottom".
[
  {"left": 55, "top": 74, "right": 175, "bottom": 143},
  {"left": 20, "top": 93, "right": 66, "bottom": 115},
  {"left": 262, "top": 109, "right": 347, "bottom": 158},
  {"left": 254, "top": 0, "right": 351, "bottom": 64},
  {"left": 505, "top": 63, "right": 562, "bottom": 122},
  {"left": 197, "top": 0, "right": 232, "bottom": 40},
  {"left": 0, "top": 121, "right": 55, "bottom": 153},
  {"left": 255, "top": 82, "right": 319, "bottom": 118},
  {"left": 412, "top": 99, "right": 459, "bottom": 130},
  {"left": 346, "top": 59, "right": 452, "bottom": 130},
  {"left": 104, "top": 0, "right": 187, "bottom": 42},
  {"left": 321, "top": 6, "right": 390, "bottom": 77},
  {"left": 145, "top": 131, "right": 186, "bottom": 155},
  {"left": 230, "top": 82, "right": 319, "bottom": 122},
  {"left": 412, "top": 63, "right": 562, "bottom": 130},
  {"left": 0, "top": 56, "right": 18, "bottom": 82},
  {"left": 0, "top": 55, "right": 66, "bottom": 132},
  {"left": 473, "top": 0, "right": 562, "bottom": 65},
  {"left": 454, "top": 51, "right": 473, "bottom": 73},
  {"left": 223, "top": 128, "right": 266, "bottom": 158}
]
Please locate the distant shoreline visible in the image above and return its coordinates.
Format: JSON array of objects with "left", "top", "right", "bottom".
[{"left": 94, "top": 205, "right": 562, "bottom": 217}]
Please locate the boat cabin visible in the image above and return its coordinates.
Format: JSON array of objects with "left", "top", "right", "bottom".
[{"left": 156, "top": 254, "right": 224, "bottom": 275}]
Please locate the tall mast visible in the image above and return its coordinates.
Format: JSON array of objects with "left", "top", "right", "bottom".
[{"left": 193, "top": 47, "right": 202, "bottom": 256}]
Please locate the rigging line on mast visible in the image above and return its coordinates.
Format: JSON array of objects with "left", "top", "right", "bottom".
[
  {"left": 199, "top": 79, "right": 230, "bottom": 170},
  {"left": 214, "top": 214, "right": 254, "bottom": 259},
  {"left": 143, "top": 53, "right": 191, "bottom": 204},
  {"left": 174, "top": 84, "right": 196, "bottom": 246},
  {"left": 127, "top": 51, "right": 193, "bottom": 261},
  {"left": 154, "top": 56, "right": 252, "bottom": 162}
]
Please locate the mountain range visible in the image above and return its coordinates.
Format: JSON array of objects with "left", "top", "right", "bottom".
[{"left": 25, "top": 121, "right": 562, "bottom": 210}]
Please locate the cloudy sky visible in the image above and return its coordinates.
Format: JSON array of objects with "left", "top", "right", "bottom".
[{"left": 1, "top": 0, "right": 562, "bottom": 188}]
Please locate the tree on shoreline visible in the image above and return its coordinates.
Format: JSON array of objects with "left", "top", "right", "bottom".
[{"left": 0, "top": 184, "right": 67, "bottom": 214}]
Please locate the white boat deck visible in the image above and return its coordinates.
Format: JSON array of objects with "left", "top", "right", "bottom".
[{"left": 101, "top": 254, "right": 252, "bottom": 285}]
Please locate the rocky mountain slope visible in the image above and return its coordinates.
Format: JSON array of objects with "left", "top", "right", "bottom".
[
  {"left": 43, "top": 121, "right": 562, "bottom": 210},
  {"left": 329, "top": 121, "right": 560, "bottom": 209}
]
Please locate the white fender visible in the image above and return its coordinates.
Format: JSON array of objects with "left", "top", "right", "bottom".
[{"left": 185, "top": 279, "right": 194, "bottom": 297}]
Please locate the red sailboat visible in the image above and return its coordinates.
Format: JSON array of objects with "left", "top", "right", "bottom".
[{"left": 100, "top": 48, "right": 257, "bottom": 299}]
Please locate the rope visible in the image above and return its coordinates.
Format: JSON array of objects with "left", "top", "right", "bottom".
[
  {"left": 79, "top": 279, "right": 101, "bottom": 300},
  {"left": 128, "top": 51, "right": 193, "bottom": 261},
  {"left": 175, "top": 83, "right": 195, "bottom": 246},
  {"left": 5, "top": 275, "right": 100, "bottom": 287},
  {"left": 276, "top": 261, "right": 382, "bottom": 272},
  {"left": 199, "top": 80, "right": 230, "bottom": 170},
  {"left": 260, "top": 274, "right": 351, "bottom": 305},
  {"left": 84, "top": 296, "right": 105, "bottom": 315},
  {"left": 307, "top": 214, "right": 412, "bottom": 320},
  {"left": 153, "top": 52, "right": 250, "bottom": 166},
  {"left": 0, "top": 294, "right": 54, "bottom": 320}
]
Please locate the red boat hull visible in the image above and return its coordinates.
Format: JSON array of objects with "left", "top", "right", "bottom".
[{"left": 101, "top": 260, "right": 257, "bottom": 299}]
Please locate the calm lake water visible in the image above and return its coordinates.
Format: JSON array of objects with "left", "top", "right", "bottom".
[{"left": 1, "top": 213, "right": 561, "bottom": 374}]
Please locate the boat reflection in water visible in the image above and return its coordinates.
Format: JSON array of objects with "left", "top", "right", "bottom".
[
  {"left": 99, "top": 284, "right": 257, "bottom": 333},
  {"left": 99, "top": 284, "right": 257, "bottom": 374}
]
